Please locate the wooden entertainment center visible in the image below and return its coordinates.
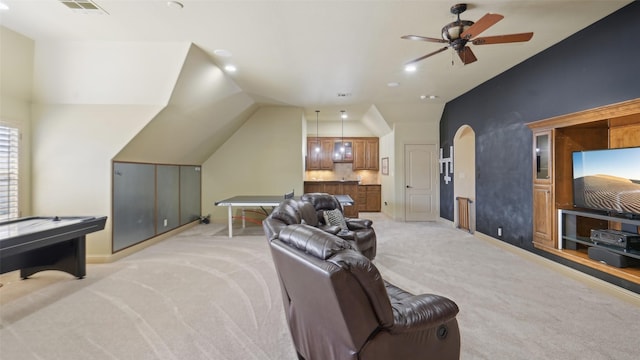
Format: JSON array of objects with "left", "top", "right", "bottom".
[{"left": 526, "top": 98, "right": 640, "bottom": 285}]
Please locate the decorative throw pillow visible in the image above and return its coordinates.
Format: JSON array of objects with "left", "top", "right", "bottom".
[{"left": 323, "top": 209, "right": 348, "bottom": 231}]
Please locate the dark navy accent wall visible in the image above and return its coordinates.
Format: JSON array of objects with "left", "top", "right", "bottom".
[{"left": 440, "top": 1, "right": 640, "bottom": 249}]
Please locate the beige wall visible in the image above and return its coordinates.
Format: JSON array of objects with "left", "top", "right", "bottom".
[
  {"left": 0, "top": 27, "right": 34, "bottom": 217},
  {"left": 31, "top": 104, "right": 162, "bottom": 258},
  {"left": 305, "top": 119, "right": 375, "bottom": 138},
  {"left": 201, "top": 106, "right": 305, "bottom": 223},
  {"left": 379, "top": 131, "right": 394, "bottom": 217}
]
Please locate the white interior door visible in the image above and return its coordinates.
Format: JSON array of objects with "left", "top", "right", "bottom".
[{"left": 405, "top": 144, "right": 438, "bottom": 221}]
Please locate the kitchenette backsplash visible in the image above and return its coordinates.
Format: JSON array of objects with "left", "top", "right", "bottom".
[{"left": 305, "top": 163, "right": 380, "bottom": 184}]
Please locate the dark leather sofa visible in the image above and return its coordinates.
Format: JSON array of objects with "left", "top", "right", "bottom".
[
  {"left": 262, "top": 218, "right": 461, "bottom": 360},
  {"left": 263, "top": 195, "right": 376, "bottom": 260}
]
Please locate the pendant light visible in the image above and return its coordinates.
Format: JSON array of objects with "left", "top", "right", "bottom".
[
  {"left": 315, "top": 110, "right": 320, "bottom": 152},
  {"left": 340, "top": 110, "right": 346, "bottom": 153}
]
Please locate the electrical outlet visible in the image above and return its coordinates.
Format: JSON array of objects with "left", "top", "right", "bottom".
[
  {"left": 497, "top": 226, "right": 503, "bottom": 237},
  {"left": 384, "top": 201, "right": 388, "bottom": 206}
]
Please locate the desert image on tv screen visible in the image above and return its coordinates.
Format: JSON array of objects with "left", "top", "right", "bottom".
[
  {"left": 573, "top": 148, "right": 640, "bottom": 215},
  {"left": 573, "top": 175, "right": 640, "bottom": 214}
]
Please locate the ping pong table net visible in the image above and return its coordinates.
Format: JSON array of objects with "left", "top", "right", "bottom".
[{"left": 233, "top": 190, "right": 294, "bottom": 225}]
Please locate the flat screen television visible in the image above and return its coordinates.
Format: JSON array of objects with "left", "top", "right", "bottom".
[{"left": 572, "top": 147, "right": 640, "bottom": 218}]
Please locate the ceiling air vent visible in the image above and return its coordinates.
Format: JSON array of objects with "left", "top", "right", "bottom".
[{"left": 60, "top": 0, "right": 108, "bottom": 15}]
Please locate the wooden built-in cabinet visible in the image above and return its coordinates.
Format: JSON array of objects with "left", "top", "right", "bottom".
[
  {"left": 532, "top": 184, "right": 553, "bottom": 248},
  {"left": 357, "top": 185, "right": 381, "bottom": 212},
  {"left": 526, "top": 98, "right": 640, "bottom": 284},
  {"left": 306, "top": 137, "right": 379, "bottom": 170},
  {"left": 532, "top": 131, "right": 554, "bottom": 249}
]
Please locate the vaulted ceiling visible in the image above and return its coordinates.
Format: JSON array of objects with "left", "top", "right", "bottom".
[{"left": 0, "top": 0, "right": 632, "bottom": 123}]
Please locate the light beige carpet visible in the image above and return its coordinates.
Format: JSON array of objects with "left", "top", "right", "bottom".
[{"left": 1, "top": 213, "right": 639, "bottom": 359}]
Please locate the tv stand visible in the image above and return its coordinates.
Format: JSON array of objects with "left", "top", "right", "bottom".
[{"left": 559, "top": 209, "right": 640, "bottom": 279}]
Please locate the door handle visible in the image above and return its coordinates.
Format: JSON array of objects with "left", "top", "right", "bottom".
[{"left": 406, "top": 185, "right": 412, "bottom": 188}]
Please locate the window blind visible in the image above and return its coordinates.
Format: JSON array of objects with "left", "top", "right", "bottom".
[{"left": 0, "top": 125, "right": 19, "bottom": 221}]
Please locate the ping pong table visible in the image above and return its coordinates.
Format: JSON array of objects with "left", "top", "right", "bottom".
[{"left": 215, "top": 195, "right": 354, "bottom": 238}]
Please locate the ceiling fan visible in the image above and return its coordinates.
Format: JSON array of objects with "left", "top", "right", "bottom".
[{"left": 401, "top": 3, "right": 533, "bottom": 65}]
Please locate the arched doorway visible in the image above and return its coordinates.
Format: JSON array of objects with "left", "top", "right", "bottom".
[{"left": 453, "top": 125, "right": 476, "bottom": 232}]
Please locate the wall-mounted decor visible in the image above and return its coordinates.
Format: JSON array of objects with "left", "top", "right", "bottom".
[
  {"left": 381, "top": 157, "right": 389, "bottom": 175},
  {"left": 439, "top": 146, "right": 453, "bottom": 184}
]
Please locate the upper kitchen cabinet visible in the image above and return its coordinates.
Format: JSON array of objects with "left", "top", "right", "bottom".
[
  {"left": 353, "top": 138, "right": 379, "bottom": 170},
  {"left": 307, "top": 137, "right": 379, "bottom": 169},
  {"left": 333, "top": 140, "right": 353, "bottom": 162},
  {"left": 306, "top": 138, "right": 334, "bottom": 170}
]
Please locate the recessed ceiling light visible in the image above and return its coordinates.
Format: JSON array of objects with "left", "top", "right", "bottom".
[
  {"left": 420, "top": 95, "right": 438, "bottom": 100},
  {"left": 404, "top": 64, "right": 417, "bottom": 72},
  {"left": 214, "top": 49, "right": 232, "bottom": 57},
  {"left": 387, "top": 82, "right": 400, "bottom": 87},
  {"left": 224, "top": 65, "right": 237, "bottom": 72}
]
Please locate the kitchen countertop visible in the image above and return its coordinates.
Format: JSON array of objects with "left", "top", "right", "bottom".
[
  {"left": 304, "top": 180, "right": 380, "bottom": 185},
  {"left": 304, "top": 180, "right": 359, "bottom": 184}
]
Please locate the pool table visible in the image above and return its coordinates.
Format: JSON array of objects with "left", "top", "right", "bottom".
[{"left": 0, "top": 216, "right": 107, "bottom": 279}]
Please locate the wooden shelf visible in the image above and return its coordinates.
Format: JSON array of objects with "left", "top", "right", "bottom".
[
  {"left": 543, "top": 246, "right": 640, "bottom": 284},
  {"left": 558, "top": 201, "right": 640, "bottom": 285}
]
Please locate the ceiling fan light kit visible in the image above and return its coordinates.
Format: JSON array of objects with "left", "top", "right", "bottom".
[
  {"left": 402, "top": 3, "right": 533, "bottom": 66},
  {"left": 442, "top": 4, "right": 473, "bottom": 43}
]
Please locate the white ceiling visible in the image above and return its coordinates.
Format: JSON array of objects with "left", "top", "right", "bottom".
[{"left": 0, "top": 0, "right": 632, "bottom": 122}]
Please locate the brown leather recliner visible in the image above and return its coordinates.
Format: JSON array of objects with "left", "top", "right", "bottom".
[
  {"left": 265, "top": 223, "right": 461, "bottom": 360},
  {"left": 262, "top": 198, "right": 340, "bottom": 242},
  {"left": 300, "top": 192, "right": 377, "bottom": 260}
]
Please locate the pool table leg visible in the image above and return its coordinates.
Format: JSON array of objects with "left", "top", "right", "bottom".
[{"left": 19, "top": 236, "right": 87, "bottom": 279}]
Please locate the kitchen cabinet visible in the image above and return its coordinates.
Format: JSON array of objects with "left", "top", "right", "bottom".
[
  {"left": 304, "top": 182, "right": 324, "bottom": 194},
  {"left": 357, "top": 185, "right": 381, "bottom": 212},
  {"left": 306, "top": 138, "right": 334, "bottom": 170},
  {"left": 353, "top": 138, "right": 379, "bottom": 170},
  {"left": 333, "top": 140, "right": 353, "bottom": 162},
  {"left": 307, "top": 137, "right": 378, "bottom": 169}
]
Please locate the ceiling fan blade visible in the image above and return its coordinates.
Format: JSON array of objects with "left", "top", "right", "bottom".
[
  {"left": 460, "top": 13, "right": 504, "bottom": 39},
  {"left": 458, "top": 46, "right": 477, "bottom": 65},
  {"left": 472, "top": 32, "right": 534, "bottom": 45},
  {"left": 406, "top": 46, "right": 449, "bottom": 64},
  {"left": 401, "top": 35, "right": 447, "bottom": 43}
]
